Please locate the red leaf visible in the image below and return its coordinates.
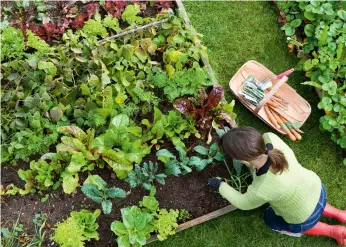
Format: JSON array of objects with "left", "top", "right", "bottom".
[
  {"left": 154, "top": 1, "right": 175, "bottom": 10},
  {"left": 103, "top": 1, "right": 127, "bottom": 18},
  {"left": 197, "top": 88, "right": 208, "bottom": 107},
  {"left": 85, "top": 3, "right": 98, "bottom": 18},
  {"left": 173, "top": 98, "right": 196, "bottom": 117},
  {"left": 29, "top": 25, "right": 46, "bottom": 39},
  {"left": 43, "top": 22, "right": 66, "bottom": 41},
  {"left": 71, "top": 13, "right": 87, "bottom": 29},
  {"left": 206, "top": 84, "right": 224, "bottom": 110}
]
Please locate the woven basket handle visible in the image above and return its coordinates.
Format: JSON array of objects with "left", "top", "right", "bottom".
[{"left": 254, "top": 76, "right": 288, "bottom": 115}]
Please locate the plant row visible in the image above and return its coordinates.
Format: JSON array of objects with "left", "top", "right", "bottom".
[{"left": 277, "top": 1, "right": 346, "bottom": 164}]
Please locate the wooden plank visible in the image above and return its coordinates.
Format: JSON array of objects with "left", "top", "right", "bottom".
[
  {"left": 146, "top": 205, "right": 237, "bottom": 245},
  {"left": 99, "top": 17, "right": 170, "bottom": 44}
]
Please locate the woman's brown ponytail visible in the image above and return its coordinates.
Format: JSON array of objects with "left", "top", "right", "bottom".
[
  {"left": 267, "top": 149, "right": 288, "bottom": 174},
  {"left": 221, "top": 126, "right": 288, "bottom": 174}
]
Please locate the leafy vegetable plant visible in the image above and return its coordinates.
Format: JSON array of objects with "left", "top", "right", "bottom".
[
  {"left": 111, "top": 188, "right": 180, "bottom": 246},
  {"left": 111, "top": 206, "right": 155, "bottom": 247},
  {"left": 156, "top": 147, "right": 194, "bottom": 176},
  {"left": 141, "top": 107, "right": 199, "bottom": 149},
  {"left": 173, "top": 84, "right": 236, "bottom": 138},
  {"left": 190, "top": 143, "right": 225, "bottom": 171},
  {"left": 81, "top": 174, "right": 127, "bottom": 214},
  {"left": 52, "top": 209, "right": 100, "bottom": 247},
  {"left": 125, "top": 162, "right": 166, "bottom": 191},
  {"left": 277, "top": 1, "right": 346, "bottom": 164},
  {"left": 153, "top": 209, "right": 179, "bottom": 241}
]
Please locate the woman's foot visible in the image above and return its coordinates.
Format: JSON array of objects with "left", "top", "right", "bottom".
[
  {"left": 302, "top": 222, "right": 346, "bottom": 246},
  {"left": 323, "top": 203, "right": 346, "bottom": 224}
]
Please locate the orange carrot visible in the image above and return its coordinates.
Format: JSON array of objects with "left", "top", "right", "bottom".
[{"left": 264, "top": 106, "right": 280, "bottom": 129}]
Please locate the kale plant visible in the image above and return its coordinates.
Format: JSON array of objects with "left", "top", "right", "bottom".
[
  {"left": 125, "top": 162, "right": 166, "bottom": 191},
  {"left": 81, "top": 175, "right": 127, "bottom": 214}
]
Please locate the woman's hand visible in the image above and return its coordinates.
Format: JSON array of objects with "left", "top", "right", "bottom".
[{"left": 208, "top": 177, "right": 226, "bottom": 191}]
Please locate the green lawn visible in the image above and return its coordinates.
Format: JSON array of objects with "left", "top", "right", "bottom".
[{"left": 149, "top": 2, "right": 346, "bottom": 247}]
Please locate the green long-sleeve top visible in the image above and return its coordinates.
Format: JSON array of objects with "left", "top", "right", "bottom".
[{"left": 219, "top": 132, "right": 321, "bottom": 224}]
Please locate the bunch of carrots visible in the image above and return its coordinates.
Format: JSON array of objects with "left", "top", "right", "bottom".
[{"left": 263, "top": 97, "right": 303, "bottom": 142}]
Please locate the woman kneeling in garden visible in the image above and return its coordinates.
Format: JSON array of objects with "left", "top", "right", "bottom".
[{"left": 208, "top": 127, "right": 346, "bottom": 246}]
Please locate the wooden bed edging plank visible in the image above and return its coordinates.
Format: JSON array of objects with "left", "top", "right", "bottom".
[{"left": 145, "top": 205, "right": 237, "bottom": 245}]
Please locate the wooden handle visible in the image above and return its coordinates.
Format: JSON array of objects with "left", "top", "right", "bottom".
[
  {"left": 269, "top": 109, "right": 296, "bottom": 141},
  {"left": 264, "top": 106, "right": 280, "bottom": 129},
  {"left": 254, "top": 76, "right": 288, "bottom": 115},
  {"left": 281, "top": 116, "right": 304, "bottom": 134},
  {"left": 280, "top": 116, "right": 302, "bottom": 140}
]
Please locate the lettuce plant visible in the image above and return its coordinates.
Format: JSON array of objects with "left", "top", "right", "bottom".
[
  {"left": 52, "top": 209, "right": 100, "bottom": 247},
  {"left": 153, "top": 209, "right": 179, "bottom": 241},
  {"left": 173, "top": 84, "right": 236, "bottom": 139},
  {"left": 111, "top": 206, "right": 155, "bottom": 247}
]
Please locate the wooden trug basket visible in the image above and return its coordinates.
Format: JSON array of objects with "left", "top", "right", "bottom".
[{"left": 229, "top": 60, "right": 311, "bottom": 134}]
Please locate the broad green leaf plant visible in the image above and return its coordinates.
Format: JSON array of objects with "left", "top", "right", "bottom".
[
  {"left": 81, "top": 174, "right": 127, "bottom": 214},
  {"left": 278, "top": 1, "right": 346, "bottom": 165}
]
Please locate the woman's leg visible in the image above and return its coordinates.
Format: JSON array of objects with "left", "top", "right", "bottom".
[
  {"left": 302, "top": 222, "right": 346, "bottom": 246},
  {"left": 264, "top": 207, "right": 302, "bottom": 235},
  {"left": 323, "top": 203, "right": 346, "bottom": 224}
]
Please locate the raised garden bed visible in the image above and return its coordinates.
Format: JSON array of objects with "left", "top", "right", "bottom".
[{"left": 1, "top": 1, "right": 241, "bottom": 246}]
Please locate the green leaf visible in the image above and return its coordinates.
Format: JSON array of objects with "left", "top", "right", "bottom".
[
  {"left": 189, "top": 156, "right": 208, "bottom": 171},
  {"left": 318, "top": 74, "right": 330, "bottom": 84},
  {"left": 338, "top": 10, "right": 346, "bottom": 20},
  {"left": 102, "top": 200, "right": 112, "bottom": 214},
  {"left": 50, "top": 107, "right": 63, "bottom": 122},
  {"left": 84, "top": 174, "right": 107, "bottom": 190},
  {"left": 193, "top": 145, "right": 209, "bottom": 155},
  {"left": 141, "top": 194, "right": 159, "bottom": 211},
  {"left": 117, "top": 235, "right": 130, "bottom": 247},
  {"left": 156, "top": 149, "right": 175, "bottom": 163},
  {"left": 290, "top": 19, "right": 301, "bottom": 28},
  {"left": 38, "top": 61, "right": 57, "bottom": 77},
  {"left": 209, "top": 143, "right": 218, "bottom": 156},
  {"left": 58, "top": 126, "right": 87, "bottom": 143},
  {"left": 66, "top": 152, "right": 86, "bottom": 173},
  {"left": 233, "top": 159, "right": 243, "bottom": 176},
  {"left": 111, "top": 114, "right": 130, "bottom": 129},
  {"left": 106, "top": 187, "right": 127, "bottom": 198},
  {"left": 111, "top": 221, "right": 127, "bottom": 235},
  {"left": 301, "top": 81, "right": 322, "bottom": 89},
  {"left": 165, "top": 64, "right": 175, "bottom": 78},
  {"left": 103, "top": 14, "right": 121, "bottom": 32},
  {"left": 81, "top": 184, "right": 102, "bottom": 203},
  {"left": 304, "top": 24, "right": 315, "bottom": 37},
  {"left": 62, "top": 173, "right": 79, "bottom": 194},
  {"left": 102, "top": 73, "right": 111, "bottom": 85},
  {"left": 121, "top": 208, "right": 135, "bottom": 229},
  {"left": 102, "top": 149, "right": 133, "bottom": 175},
  {"left": 121, "top": 4, "right": 143, "bottom": 25}
]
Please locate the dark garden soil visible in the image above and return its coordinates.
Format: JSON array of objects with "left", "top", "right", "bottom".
[{"left": 1, "top": 158, "right": 231, "bottom": 247}]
